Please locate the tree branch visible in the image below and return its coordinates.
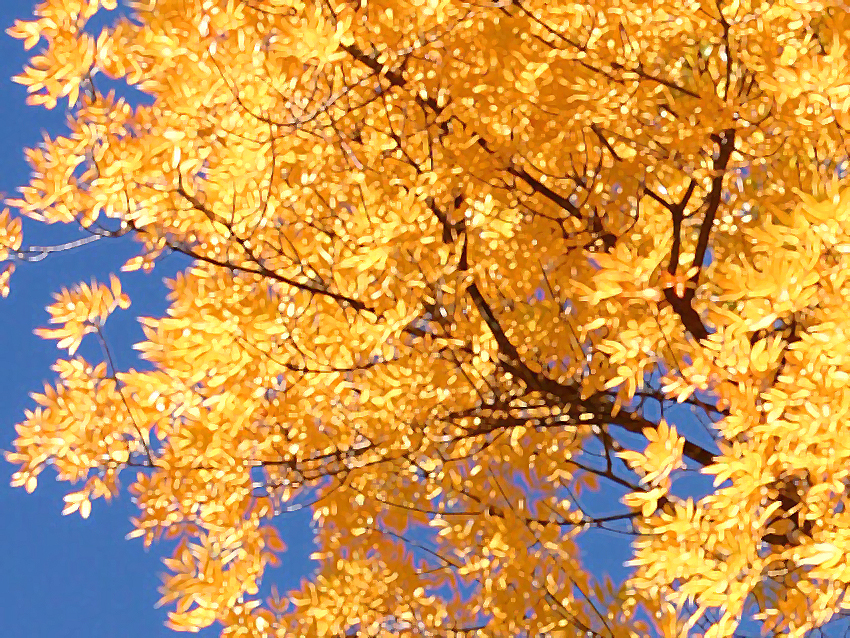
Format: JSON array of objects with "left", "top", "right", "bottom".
[{"left": 662, "top": 130, "right": 736, "bottom": 341}]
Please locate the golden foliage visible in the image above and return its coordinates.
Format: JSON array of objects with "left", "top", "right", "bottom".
[{"left": 7, "top": 0, "right": 850, "bottom": 636}]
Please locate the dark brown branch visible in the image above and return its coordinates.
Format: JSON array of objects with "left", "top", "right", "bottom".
[
  {"left": 662, "top": 130, "right": 735, "bottom": 341},
  {"left": 513, "top": 0, "right": 701, "bottom": 100},
  {"left": 590, "top": 124, "right": 623, "bottom": 162},
  {"left": 134, "top": 185, "right": 375, "bottom": 313},
  {"left": 508, "top": 167, "right": 581, "bottom": 218},
  {"left": 93, "top": 325, "right": 156, "bottom": 467},
  {"left": 425, "top": 197, "right": 719, "bottom": 469},
  {"left": 165, "top": 236, "right": 374, "bottom": 313},
  {"left": 341, "top": 42, "right": 583, "bottom": 222},
  {"left": 666, "top": 178, "right": 698, "bottom": 276},
  {"left": 690, "top": 130, "right": 736, "bottom": 288}
]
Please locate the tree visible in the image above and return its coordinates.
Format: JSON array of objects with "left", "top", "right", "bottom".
[{"left": 5, "top": 0, "right": 850, "bottom": 635}]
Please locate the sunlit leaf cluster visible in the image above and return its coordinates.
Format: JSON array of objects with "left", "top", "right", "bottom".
[{"left": 6, "top": 0, "right": 850, "bottom": 636}]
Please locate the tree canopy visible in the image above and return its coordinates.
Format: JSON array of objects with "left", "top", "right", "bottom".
[{"left": 5, "top": 0, "right": 850, "bottom": 636}]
